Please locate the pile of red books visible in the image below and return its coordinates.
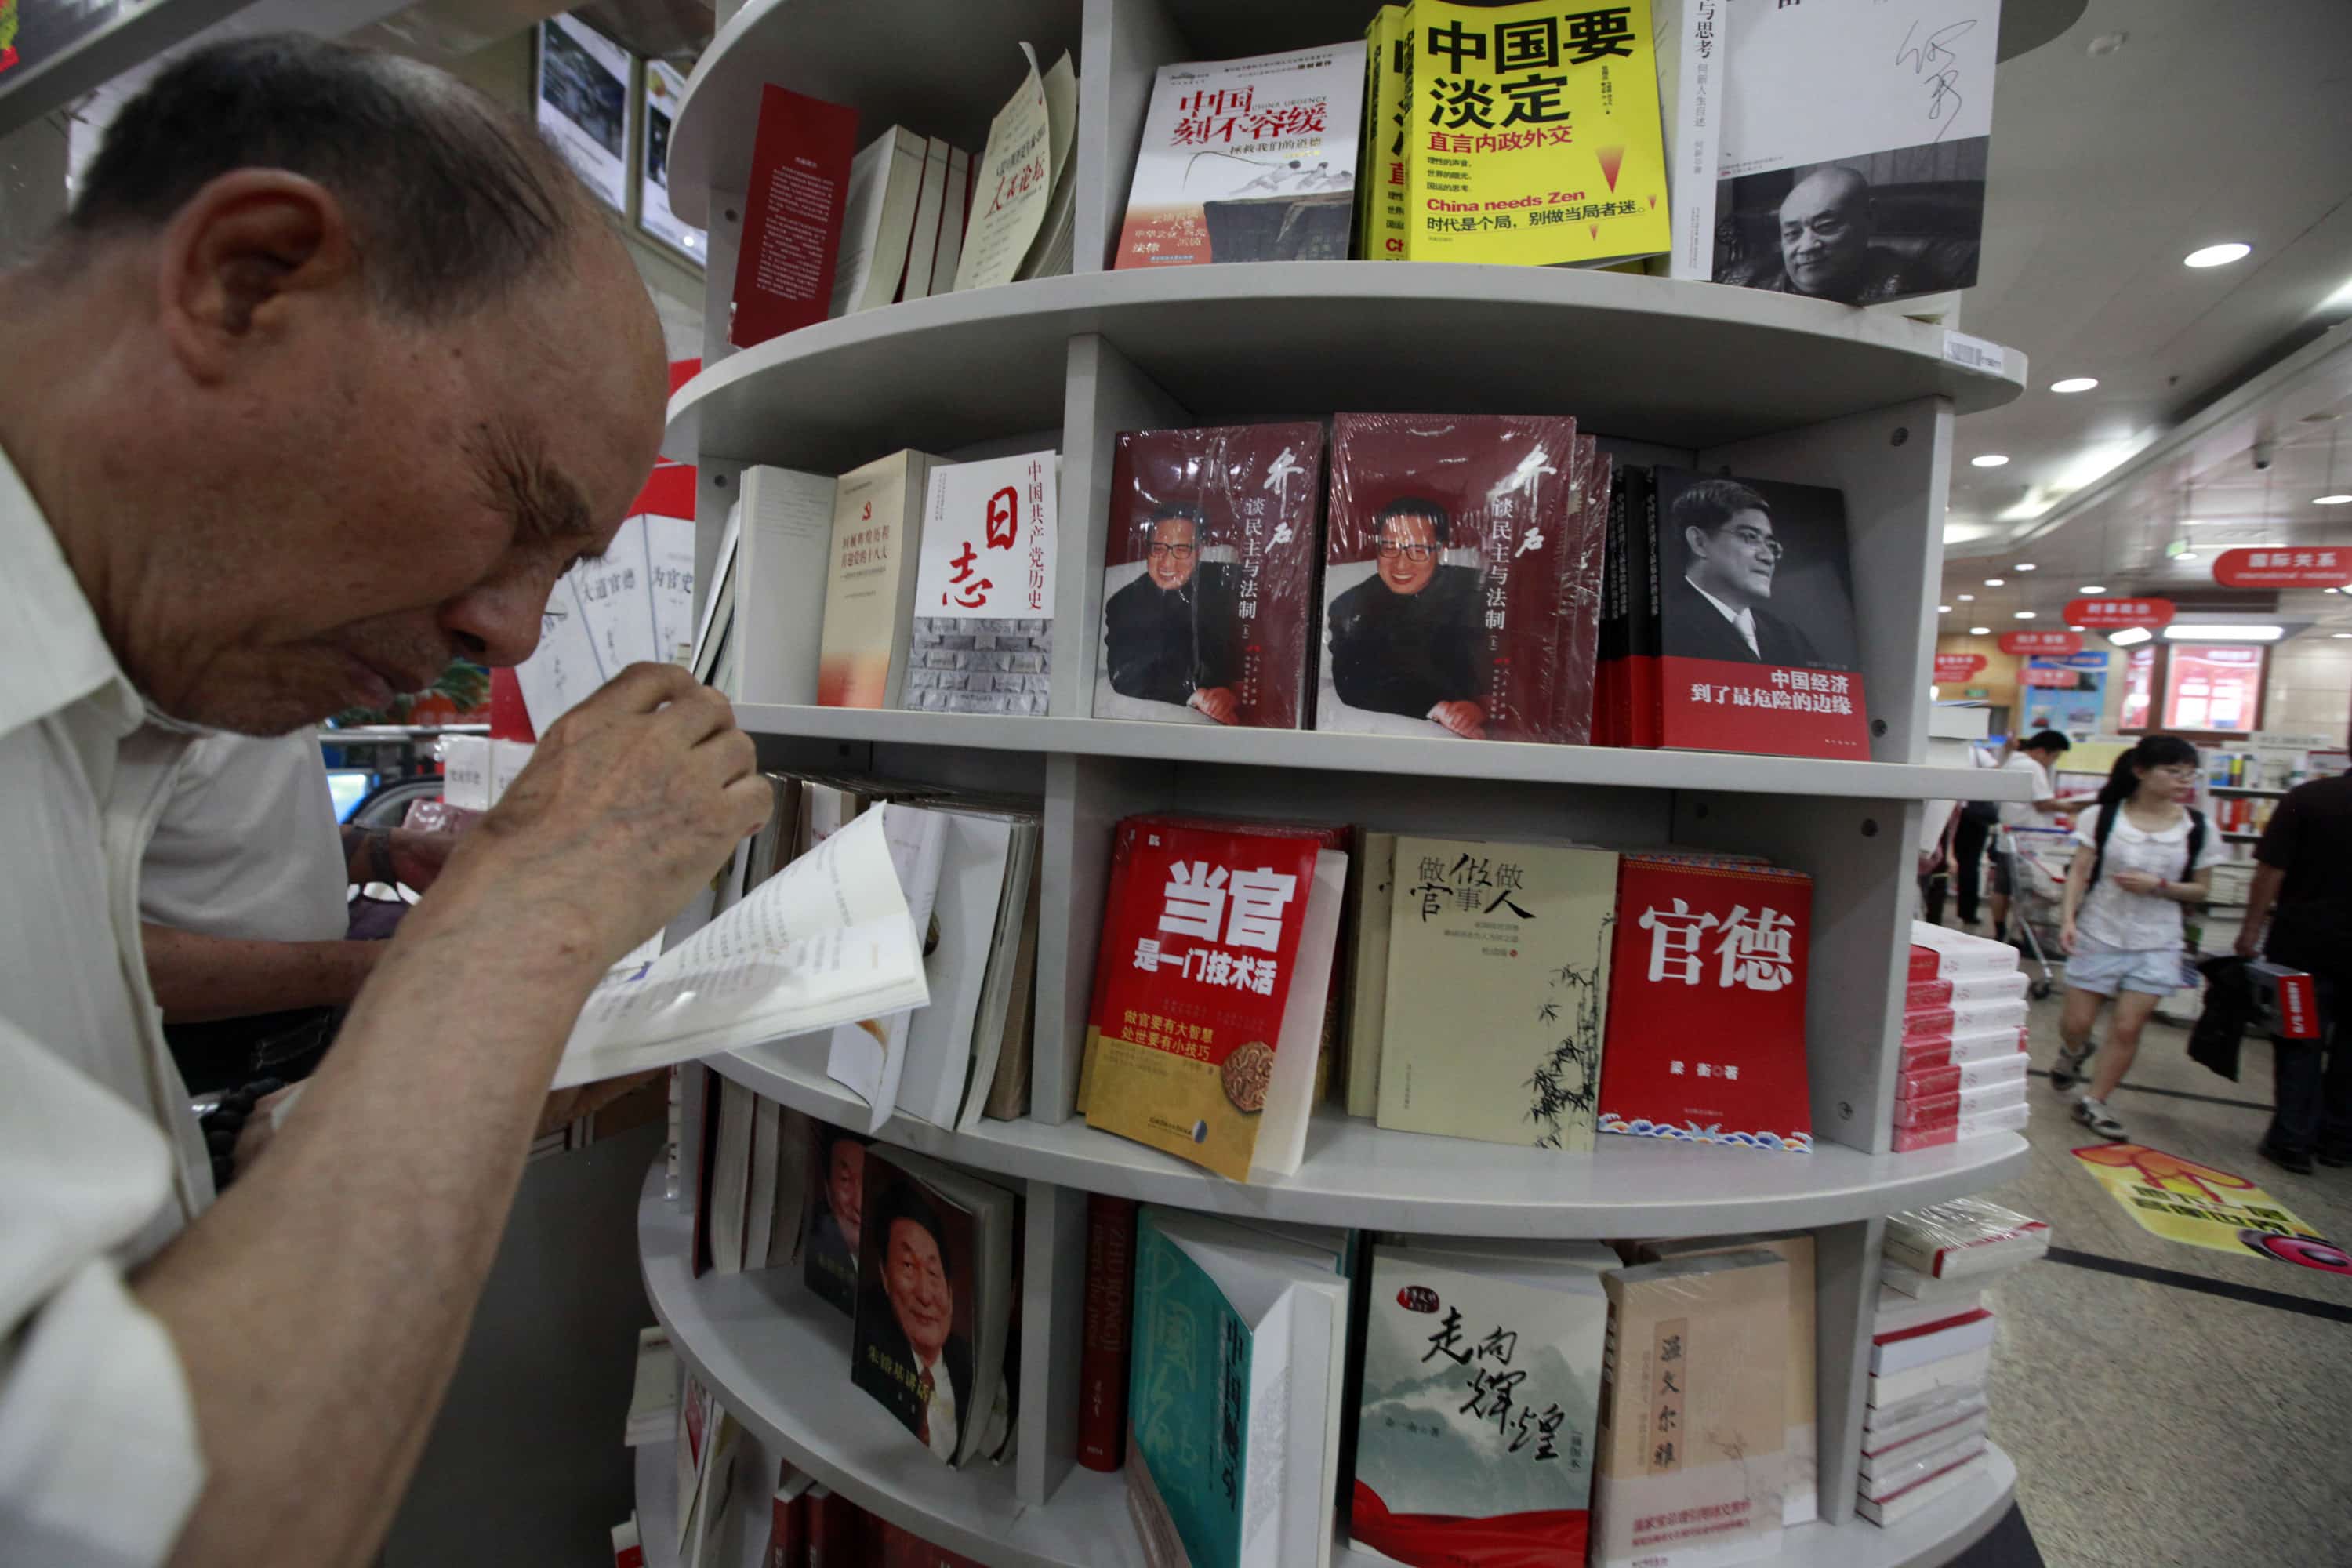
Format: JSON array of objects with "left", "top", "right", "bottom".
[{"left": 1893, "top": 925, "right": 2031, "bottom": 1152}]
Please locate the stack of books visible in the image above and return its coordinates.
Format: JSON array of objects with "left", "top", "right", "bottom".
[
  {"left": 1894, "top": 925, "right": 2031, "bottom": 1152},
  {"left": 1860, "top": 1200, "right": 2047, "bottom": 1524}
]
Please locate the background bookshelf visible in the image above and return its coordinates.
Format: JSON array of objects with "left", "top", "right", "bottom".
[{"left": 653, "top": 0, "right": 2034, "bottom": 1561}]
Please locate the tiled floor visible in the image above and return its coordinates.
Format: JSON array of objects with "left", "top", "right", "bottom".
[{"left": 1959, "top": 958, "right": 2352, "bottom": 1568}]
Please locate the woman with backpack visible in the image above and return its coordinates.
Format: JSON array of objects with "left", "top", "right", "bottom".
[{"left": 2050, "top": 734, "right": 2220, "bottom": 1140}]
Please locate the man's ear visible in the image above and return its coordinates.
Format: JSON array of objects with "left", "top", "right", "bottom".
[{"left": 156, "top": 169, "right": 361, "bottom": 383}]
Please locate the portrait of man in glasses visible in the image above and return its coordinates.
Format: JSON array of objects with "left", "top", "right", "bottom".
[
  {"left": 1662, "top": 478, "right": 1826, "bottom": 668},
  {"left": 1100, "top": 503, "right": 1244, "bottom": 724},
  {"left": 1324, "top": 496, "right": 1487, "bottom": 738}
]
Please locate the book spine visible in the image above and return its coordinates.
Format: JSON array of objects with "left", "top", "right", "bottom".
[
  {"left": 1077, "top": 1194, "right": 1140, "bottom": 1470},
  {"left": 766, "top": 1489, "right": 808, "bottom": 1568}
]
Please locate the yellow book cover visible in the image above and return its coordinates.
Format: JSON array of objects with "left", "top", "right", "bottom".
[
  {"left": 1374, "top": 5, "right": 1410, "bottom": 259},
  {"left": 1376, "top": 837, "right": 1619, "bottom": 1149},
  {"left": 1403, "top": 0, "right": 1672, "bottom": 267},
  {"left": 816, "top": 451, "right": 931, "bottom": 708}
]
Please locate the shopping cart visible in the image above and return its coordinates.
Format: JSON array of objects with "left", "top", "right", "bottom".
[{"left": 2001, "top": 825, "right": 2073, "bottom": 1001}]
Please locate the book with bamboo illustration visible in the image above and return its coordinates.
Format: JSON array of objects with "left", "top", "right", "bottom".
[{"left": 1374, "top": 838, "right": 1620, "bottom": 1150}]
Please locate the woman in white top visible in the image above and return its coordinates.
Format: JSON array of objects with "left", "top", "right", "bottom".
[{"left": 2052, "top": 735, "right": 2220, "bottom": 1140}]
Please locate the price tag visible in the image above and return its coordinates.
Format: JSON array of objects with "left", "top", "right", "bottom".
[{"left": 1941, "top": 332, "right": 2005, "bottom": 373}]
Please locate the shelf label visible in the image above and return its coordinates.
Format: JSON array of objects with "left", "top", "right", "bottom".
[{"left": 1941, "top": 332, "right": 2005, "bottom": 373}]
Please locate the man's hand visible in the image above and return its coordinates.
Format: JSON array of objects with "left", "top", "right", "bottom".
[
  {"left": 1191, "top": 686, "right": 1240, "bottom": 725},
  {"left": 1429, "top": 700, "right": 1487, "bottom": 739},
  {"left": 2234, "top": 927, "right": 2263, "bottom": 960},
  {"left": 426, "top": 664, "right": 771, "bottom": 974},
  {"left": 389, "top": 829, "right": 457, "bottom": 892}
]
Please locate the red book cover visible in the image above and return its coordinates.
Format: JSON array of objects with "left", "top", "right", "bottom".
[
  {"left": 1632, "top": 470, "right": 1663, "bottom": 748},
  {"left": 729, "top": 85, "right": 860, "bottom": 348},
  {"left": 1094, "top": 424, "right": 1325, "bottom": 729},
  {"left": 1076, "top": 1193, "right": 1138, "bottom": 1471},
  {"left": 1320, "top": 412, "right": 1583, "bottom": 742},
  {"left": 487, "top": 667, "right": 535, "bottom": 742},
  {"left": 1597, "top": 855, "right": 1813, "bottom": 1150},
  {"left": 1900, "top": 997, "right": 2025, "bottom": 1041},
  {"left": 764, "top": 1469, "right": 811, "bottom": 1568},
  {"left": 1081, "top": 815, "right": 1338, "bottom": 1181},
  {"left": 877, "top": 1520, "right": 988, "bottom": 1567},
  {"left": 1552, "top": 439, "right": 1609, "bottom": 745},
  {"left": 1592, "top": 459, "right": 1625, "bottom": 748},
  {"left": 807, "top": 1488, "right": 872, "bottom": 1568},
  {"left": 1646, "top": 466, "right": 1869, "bottom": 759}
]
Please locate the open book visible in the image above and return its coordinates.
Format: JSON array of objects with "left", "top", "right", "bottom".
[{"left": 552, "top": 804, "right": 931, "bottom": 1089}]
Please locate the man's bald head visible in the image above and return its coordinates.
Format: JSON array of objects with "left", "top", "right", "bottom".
[
  {"left": 2, "top": 34, "right": 669, "bottom": 735},
  {"left": 1777, "top": 165, "right": 1875, "bottom": 303},
  {"left": 65, "top": 36, "right": 587, "bottom": 319}
]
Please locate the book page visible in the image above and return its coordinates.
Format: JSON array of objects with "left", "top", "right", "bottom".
[
  {"left": 644, "top": 513, "right": 698, "bottom": 666},
  {"left": 825, "top": 805, "right": 949, "bottom": 1127},
  {"left": 553, "top": 805, "right": 930, "bottom": 1087},
  {"left": 953, "top": 44, "right": 1053, "bottom": 292}
]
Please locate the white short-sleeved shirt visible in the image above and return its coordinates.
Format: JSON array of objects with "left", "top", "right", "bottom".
[
  {"left": 142, "top": 730, "right": 349, "bottom": 943},
  {"left": 0, "top": 445, "right": 209, "bottom": 1563},
  {"left": 1995, "top": 752, "right": 2054, "bottom": 828},
  {"left": 2072, "top": 806, "right": 2223, "bottom": 952}
]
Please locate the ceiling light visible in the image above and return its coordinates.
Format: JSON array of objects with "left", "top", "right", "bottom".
[
  {"left": 2335, "top": 633, "right": 2352, "bottom": 639},
  {"left": 1970, "top": 455, "right": 2009, "bottom": 468},
  {"left": 2080, "top": 584, "right": 2107, "bottom": 593},
  {"left": 2184, "top": 242, "right": 2252, "bottom": 268},
  {"left": 2175, "top": 552, "right": 2199, "bottom": 563},
  {"left": 2049, "top": 377, "right": 2100, "bottom": 394},
  {"left": 1958, "top": 593, "right": 1976, "bottom": 601},
  {"left": 2180, "top": 517, "right": 2208, "bottom": 526},
  {"left": 1938, "top": 604, "right": 1952, "bottom": 613},
  {"left": 2108, "top": 627, "right": 2153, "bottom": 646},
  {"left": 2069, "top": 625, "right": 2088, "bottom": 632},
  {"left": 2013, "top": 612, "right": 2037, "bottom": 619},
  {"left": 2015, "top": 563, "right": 2037, "bottom": 572},
  {"left": 2321, "top": 276, "right": 2352, "bottom": 314},
  {"left": 1969, "top": 626, "right": 1991, "bottom": 636},
  {"left": 2161, "top": 624, "right": 2283, "bottom": 642},
  {"left": 1984, "top": 577, "right": 2005, "bottom": 586},
  {"left": 2316, "top": 494, "right": 2352, "bottom": 506}
]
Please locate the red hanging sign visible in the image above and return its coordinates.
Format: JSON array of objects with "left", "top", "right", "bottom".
[
  {"left": 2066, "top": 597, "right": 2175, "bottom": 630},
  {"left": 2212, "top": 546, "right": 2351, "bottom": 590},
  {"left": 1998, "top": 629, "right": 2083, "bottom": 656},
  {"left": 2021, "top": 666, "right": 2078, "bottom": 687},
  {"left": 1933, "top": 652, "right": 1987, "bottom": 683}
]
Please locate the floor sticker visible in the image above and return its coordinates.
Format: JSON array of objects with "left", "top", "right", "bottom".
[{"left": 2071, "top": 1143, "right": 2348, "bottom": 1272}]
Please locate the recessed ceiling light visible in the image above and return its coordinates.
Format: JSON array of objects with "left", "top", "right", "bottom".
[
  {"left": 2336, "top": 633, "right": 2352, "bottom": 639},
  {"left": 2176, "top": 552, "right": 2199, "bottom": 563},
  {"left": 1938, "top": 604, "right": 1952, "bottom": 612},
  {"left": 2316, "top": 493, "right": 2352, "bottom": 506},
  {"left": 1969, "top": 626, "right": 1991, "bottom": 636},
  {"left": 2080, "top": 584, "right": 2107, "bottom": 593},
  {"left": 1984, "top": 578, "right": 2005, "bottom": 586},
  {"left": 2180, "top": 517, "right": 2208, "bottom": 527},
  {"left": 2049, "top": 377, "right": 2100, "bottom": 394},
  {"left": 2069, "top": 625, "right": 2088, "bottom": 632},
  {"left": 1970, "top": 455, "right": 2010, "bottom": 468},
  {"left": 2109, "top": 627, "right": 2153, "bottom": 646},
  {"left": 2013, "top": 612, "right": 2037, "bottom": 619},
  {"left": 2087, "top": 31, "right": 2127, "bottom": 54},
  {"left": 1958, "top": 593, "right": 1976, "bottom": 601},
  {"left": 2184, "top": 241, "right": 2252, "bottom": 268},
  {"left": 2015, "top": 563, "right": 2037, "bottom": 572},
  {"left": 2162, "top": 624, "right": 2282, "bottom": 642}
]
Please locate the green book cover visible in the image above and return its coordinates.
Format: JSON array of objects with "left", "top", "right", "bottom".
[
  {"left": 1127, "top": 1210, "right": 1255, "bottom": 1568},
  {"left": 1376, "top": 839, "right": 1620, "bottom": 1149}
]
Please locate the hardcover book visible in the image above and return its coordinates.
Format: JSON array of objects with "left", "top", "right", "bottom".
[
  {"left": 818, "top": 449, "right": 941, "bottom": 708},
  {"left": 1115, "top": 42, "right": 1363, "bottom": 269},
  {"left": 1593, "top": 1251, "right": 1788, "bottom": 1568},
  {"left": 1320, "top": 413, "right": 1589, "bottom": 742},
  {"left": 1398, "top": 0, "right": 1671, "bottom": 267},
  {"left": 1598, "top": 855, "right": 1814, "bottom": 1151},
  {"left": 1645, "top": 466, "right": 1869, "bottom": 759},
  {"left": 731, "top": 85, "right": 861, "bottom": 347},
  {"left": 1095, "top": 424, "right": 1325, "bottom": 729},
  {"left": 1351, "top": 1239, "right": 1613, "bottom": 1565},
  {"left": 1376, "top": 838, "right": 1620, "bottom": 1150},
  {"left": 1708, "top": 0, "right": 1997, "bottom": 306},
  {"left": 1078, "top": 1193, "right": 1140, "bottom": 1471},
  {"left": 908, "top": 451, "right": 1058, "bottom": 714},
  {"left": 1083, "top": 817, "right": 1346, "bottom": 1181}
]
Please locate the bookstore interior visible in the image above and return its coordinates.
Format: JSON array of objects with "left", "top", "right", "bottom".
[{"left": 7, "top": 2, "right": 2352, "bottom": 1566}]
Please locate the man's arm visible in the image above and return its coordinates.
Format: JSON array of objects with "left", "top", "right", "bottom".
[
  {"left": 340, "top": 825, "right": 456, "bottom": 891},
  {"left": 2236, "top": 862, "right": 2286, "bottom": 959},
  {"left": 138, "top": 666, "right": 770, "bottom": 1568},
  {"left": 141, "top": 924, "right": 382, "bottom": 1022}
]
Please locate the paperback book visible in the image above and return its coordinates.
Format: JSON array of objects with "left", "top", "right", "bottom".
[
  {"left": 1095, "top": 423, "right": 1325, "bottom": 729},
  {"left": 730, "top": 85, "right": 860, "bottom": 347},
  {"left": 908, "top": 451, "right": 1058, "bottom": 715},
  {"left": 1114, "top": 41, "right": 1363, "bottom": 268},
  {"left": 818, "top": 449, "right": 941, "bottom": 709},
  {"left": 802, "top": 1122, "right": 870, "bottom": 1317}
]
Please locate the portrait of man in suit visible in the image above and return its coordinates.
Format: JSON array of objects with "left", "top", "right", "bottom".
[
  {"left": 1663, "top": 477, "right": 1825, "bottom": 668},
  {"left": 1324, "top": 497, "right": 1488, "bottom": 737},
  {"left": 801, "top": 1129, "right": 866, "bottom": 1313},
  {"left": 852, "top": 1178, "right": 974, "bottom": 1464},
  {"left": 1101, "top": 505, "right": 1244, "bottom": 724}
]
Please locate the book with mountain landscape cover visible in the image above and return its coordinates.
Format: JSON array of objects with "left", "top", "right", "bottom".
[{"left": 1375, "top": 838, "right": 1619, "bottom": 1150}]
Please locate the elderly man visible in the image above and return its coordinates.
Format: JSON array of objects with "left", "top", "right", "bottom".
[
  {"left": 1100, "top": 503, "right": 1243, "bottom": 724},
  {"left": 1324, "top": 496, "right": 1486, "bottom": 738},
  {"left": 1723, "top": 165, "right": 1953, "bottom": 306},
  {"left": 0, "top": 38, "right": 767, "bottom": 1567}
]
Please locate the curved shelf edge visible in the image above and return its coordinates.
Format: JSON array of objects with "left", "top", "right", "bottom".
[
  {"left": 646, "top": 1162, "right": 2016, "bottom": 1568},
  {"left": 707, "top": 1042, "right": 2029, "bottom": 1237},
  {"left": 739, "top": 703, "right": 2032, "bottom": 802}
]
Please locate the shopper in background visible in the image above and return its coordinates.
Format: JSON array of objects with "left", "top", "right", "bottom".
[
  {"left": 2238, "top": 762, "right": 2352, "bottom": 1174},
  {"left": 1987, "top": 729, "right": 2074, "bottom": 941},
  {"left": 0, "top": 38, "right": 768, "bottom": 1568},
  {"left": 1951, "top": 798, "right": 1999, "bottom": 926},
  {"left": 142, "top": 728, "right": 458, "bottom": 1093},
  {"left": 2052, "top": 735, "right": 2220, "bottom": 1141}
]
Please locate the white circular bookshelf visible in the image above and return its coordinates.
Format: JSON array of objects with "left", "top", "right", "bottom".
[
  {"left": 735, "top": 703, "right": 2029, "bottom": 804},
  {"left": 708, "top": 1042, "right": 2027, "bottom": 1237},
  {"left": 662, "top": 263, "right": 2025, "bottom": 470},
  {"left": 641, "top": 1167, "right": 2017, "bottom": 1568}
]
